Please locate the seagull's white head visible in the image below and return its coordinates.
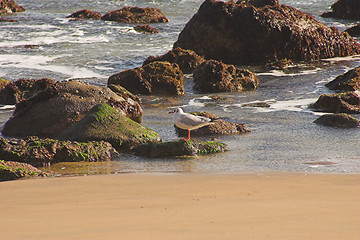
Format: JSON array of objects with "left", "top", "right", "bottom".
[{"left": 168, "top": 108, "right": 184, "bottom": 114}]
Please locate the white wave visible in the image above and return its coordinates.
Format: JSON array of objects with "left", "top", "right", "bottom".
[
  {"left": 0, "top": 54, "right": 107, "bottom": 79},
  {"left": 321, "top": 55, "right": 360, "bottom": 63},
  {"left": 0, "top": 105, "right": 15, "bottom": 110},
  {"left": 257, "top": 68, "right": 321, "bottom": 77}
]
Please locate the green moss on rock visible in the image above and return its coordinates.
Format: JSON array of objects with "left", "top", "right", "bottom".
[{"left": 0, "top": 160, "right": 48, "bottom": 181}]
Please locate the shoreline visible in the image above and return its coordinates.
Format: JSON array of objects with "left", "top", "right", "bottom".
[{"left": 1, "top": 172, "right": 359, "bottom": 240}]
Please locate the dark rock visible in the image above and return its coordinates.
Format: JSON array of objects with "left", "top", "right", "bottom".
[
  {"left": 108, "top": 61, "right": 185, "bottom": 95},
  {"left": 310, "top": 92, "right": 360, "bottom": 114},
  {"left": 314, "top": 113, "right": 360, "bottom": 128},
  {"left": 0, "top": 160, "right": 48, "bottom": 181},
  {"left": 2, "top": 80, "right": 142, "bottom": 137},
  {"left": 0, "top": 0, "right": 25, "bottom": 14},
  {"left": 326, "top": 66, "right": 360, "bottom": 92},
  {"left": 344, "top": 24, "right": 360, "bottom": 37},
  {"left": 143, "top": 48, "right": 205, "bottom": 74},
  {"left": 133, "top": 139, "right": 228, "bottom": 158},
  {"left": 244, "top": 0, "right": 279, "bottom": 8},
  {"left": 264, "top": 58, "right": 294, "bottom": 70},
  {"left": 0, "top": 78, "right": 55, "bottom": 105},
  {"left": 134, "top": 24, "right": 159, "bottom": 33},
  {"left": 59, "top": 104, "right": 161, "bottom": 151},
  {"left": 0, "top": 16, "right": 16, "bottom": 22},
  {"left": 175, "top": 111, "right": 250, "bottom": 137},
  {"left": 173, "top": 0, "right": 360, "bottom": 65},
  {"left": 108, "top": 84, "right": 141, "bottom": 103},
  {"left": 321, "top": 0, "right": 360, "bottom": 20},
  {"left": 66, "top": 9, "right": 102, "bottom": 20},
  {"left": 0, "top": 136, "right": 115, "bottom": 167},
  {"left": 193, "top": 60, "right": 259, "bottom": 92},
  {"left": 101, "top": 7, "right": 168, "bottom": 23}
]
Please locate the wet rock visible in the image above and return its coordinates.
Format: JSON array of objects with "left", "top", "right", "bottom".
[
  {"left": 193, "top": 60, "right": 259, "bottom": 92},
  {"left": 66, "top": 9, "right": 102, "bottom": 20},
  {"left": 2, "top": 80, "right": 142, "bottom": 137},
  {"left": 108, "top": 84, "right": 141, "bottom": 103},
  {"left": 344, "top": 24, "right": 360, "bottom": 37},
  {"left": 0, "top": 78, "right": 55, "bottom": 105},
  {"left": 173, "top": 0, "right": 360, "bottom": 65},
  {"left": 108, "top": 61, "right": 185, "bottom": 95},
  {"left": 0, "top": 136, "right": 115, "bottom": 167},
  {"left": 133, "top": 139, "right": 228, "bottom": 158},
  {"left": 59, "top": 104, "right": 161, "bottom": 152},
  {"left": 0, "top": 160, "right": 48, "bottom": 181},
  {"left": 0, "top": 0, "right": 25, "bottom": 14},
  {"left": 175, "top": 111, "right": 250, "bottom": 137},
  {"left": 264, "top": 58, "right": 294, "bottom": 70},
  {"left": 134, "top": 24, "right": 158, "bottom": 33},
  {"left": 245, "top": 0, "right": 279, "bottom": 8},
  {"left": 0, "top": 16, "right": 16, "bottom": 22},
  {"left": 326, "top": 66, "right": 360, "bottom": 91},
  {"left": 321, "top": 0, "right": 360, "bottom": 20},
  {"left": 310, "top": 92, "right": 360, "bottom": 114},
  {"left": 143, "top": 48, "right": 205, "bottom": 74},
  {"left": 314, "top": 113, "right": 360, "bottom": 128},
  {"left": 101, "top": 7, "right": 168, "bottom": 23}
]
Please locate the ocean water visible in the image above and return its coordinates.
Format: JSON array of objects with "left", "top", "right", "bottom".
[{"left": 0, "top": 0, "right": 359, "bottom": 175}]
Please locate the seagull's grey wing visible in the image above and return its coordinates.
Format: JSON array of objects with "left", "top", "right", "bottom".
[{"left": 175, "top": 113, "right": 212, "bottom": 129}]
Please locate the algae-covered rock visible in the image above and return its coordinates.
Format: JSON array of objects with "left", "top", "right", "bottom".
[
  {"left": 59, "top": 103, "right": 161, "bottom": 151},
  {"left": 193, "top": 60, "right": 259, "bottom": 93},
  {"left": 143, "top": 48, "right": 205, "bottom": 74},
  {"left": 326, "top": 67, "right": 360, "bottom": 91},
  {"left": 310, "top": 92, "right": 360, "bottom": 114},
  {"left": 314, "top": 113, "right": 360, "bottom": 128},
  {"left": 0, "top": 0, "right": 25, "bottom": 15},
  {"left": 133, "top": 139, "right": 228, "bottom": 158},
  {"left": 108, "top": 61, "right": 185, "bottom": 95},
  {"left": 101, "top": 7, "right": 168, "bottom": 23},
  {"left": 175, "top": 111, "right": 250, "bottom": 137},
  {"left": 66, "top": 9, "right": 102, "bottom": 20},
  {"left": 134, "top": 24, "right": 159, "bottom": 34},
  {"left": 0, "top": 160, "right": 48, "bottom": 181},
  {"left": 2, "top": 80, "right": 142, "bottom": 138},
  {"left": 0, "top": 136, "right": 115, "bottom": 167}
]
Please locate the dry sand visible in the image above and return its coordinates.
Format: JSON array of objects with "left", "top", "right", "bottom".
[{"left": 1, "top": 172, "right": 359, "bottom": 240}]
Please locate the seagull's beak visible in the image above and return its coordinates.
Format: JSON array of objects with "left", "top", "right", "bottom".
[{"left": 168, "top": 110, "right": 174, "bottom": 114}]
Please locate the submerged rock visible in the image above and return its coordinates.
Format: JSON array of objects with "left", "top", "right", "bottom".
[
  {"left": 133, "top": 139, "right": 228, "bottom": 158},
  {"left": 193, "top": 60, "right": 259, "bottom": 92},
  {"left": 134, "top": 24, "right": 159, "bottom": 34},
  {"left": 101, "top": 7, "right": 168, "bottom": 23},
  {"left": 59, "top": 104, "right": 161, "bottom": 151},
  {"left": 344, "top": 24, "right": 360, "bottom": 37},
  {"left": 310, "top": 92, "right": 360, "bottom": 114},
  {"left": 173, "top": 0, "right": 360, "bottom": 65},
  {"left": 0, "top": 136, "right": 115, "bottom": 167},
  {"left": 314, "top": 113, "right": 360, "bottom": 128},
  {"left": 326, "top": 66, "right": 360, "bottom": 91},
  {"left": 321, "top": 0, "right": 360, "bottom": 20},
  {"left": 108, "top": 61, "right": 185, "bottom": 95},
  {"left": 2, "top": 80, "right": 142, "bottom": 137},
  {"left": 0, "top": 0, "right": 25, "bottom": 14},
  {"left": 0, "top": 78, "right": 55, "bottom": 105},
  {"left": 0, "top": 160, "right": 48, "bottom": 181},
  {"left": 175, "top": 111, "right": 250, "bottom": 137},
  {"left": 143, "top": 48, "right": 205, "bottom": 74},
  {"left": 66, "top": 9, "right": 102, "bottom": 20}
]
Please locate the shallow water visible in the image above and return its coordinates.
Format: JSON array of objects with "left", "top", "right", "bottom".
[{"left": 0, "top": 0, "right": 359, "bottom": 175}]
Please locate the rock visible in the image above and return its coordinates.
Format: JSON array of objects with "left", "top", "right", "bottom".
[
  {"left": 133, "top": 139, "right": 228, "bottom": 158},
  {"left": 0, "top": 0, "right": 25, "bottom": 14},
  {"left": 0, "top": 16, "right": 16, "bottom": 22},
  {"left": 314, "top": 113, "right": 360, "bottom": 128},
  {"left": 326, "top": 66, "right": 360, "bottom": 91},
  {"left": 134, "top": 24, "right": 159, "bottom": 33},
  {"left": 0, "top": 136, "right": 115, "bottom": 167},
  {"left": 108, "top": 61, "right": 185, "bottom": 95},
  {"left": 59, "top": 104, "right": 161, "bottom": 151},
  {"left": 344, "top": 24, "right": 360, "bottom": 37},
  {"left": 193, "top": 60, "right": 259, "bottom": 92},
  {"left": 0, "top": 160, "right": 48, "bottom": 181},
  {"left": 310, "top": 92, "right": 360, "bottom": 114},
  {"left": 66, "top": 9, "right": 102, "bottom": 20},
  {"left": 143, "top": 48, "right": 205, "bottom": 74},
  {"left": 173, "top": 0, "right": 360, "bottom": 65},
  {"left": 321, "top": 0, "right": 360, "bottom": 20},
  {"left": 245, "top": 0, "right": 279, "bottom": 8},
  {"left": 0, "top": 78, "right": 55, "bottom": 105},
  {"left": 2, "top": 80, "right": 142, "bottom": 137},
  {"left": 175, "top": 111, "right": 250, "bottom": 137},
  {"left": 264, "top": 58, "right": 294, "bottom": 70},
  {"left": 101, "top": 7, "right": 168, "bottom": 23},
  {"left": 108, "top": 84, "right": 141, "bottom": 103}
]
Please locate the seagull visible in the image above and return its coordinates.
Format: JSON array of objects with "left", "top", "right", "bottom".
[{"left": 168, "top": 108, "right": 214, "bottom": 141}]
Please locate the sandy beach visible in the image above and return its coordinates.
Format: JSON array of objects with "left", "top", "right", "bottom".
[{"left": 1, "top": 172, "right": 359, "bottom": 240}]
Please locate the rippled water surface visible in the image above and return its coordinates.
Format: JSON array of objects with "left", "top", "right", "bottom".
[{"left": 1, "top": 0, "right": 359, "bottom": 175}]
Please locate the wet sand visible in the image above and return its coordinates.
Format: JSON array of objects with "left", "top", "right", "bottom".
[{"left": 1, "top": 173, "right": 359, "bottom": 240}]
